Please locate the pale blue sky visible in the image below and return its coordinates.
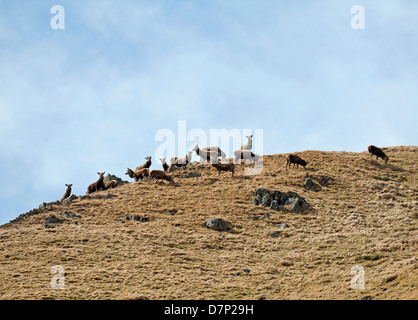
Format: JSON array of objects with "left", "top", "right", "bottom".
[{"left": 0, "top": 0, "right": 417, "bottom": 225}]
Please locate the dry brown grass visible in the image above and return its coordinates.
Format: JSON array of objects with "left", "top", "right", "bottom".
[{"left": 0, "top": 146, "right": 417, "bottom": 300}]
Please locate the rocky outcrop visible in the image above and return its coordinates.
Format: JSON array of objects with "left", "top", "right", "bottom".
[
  {"left": 204, "top": 218, "right": 233, "bottom": 232},
  {"left": 304, "top": 178, "right": 319, "bottom": 191},
  {"left": 104, "top": 174, "right": 128, "bottom": 186},
  {"left": 251, "top": 188, "right": 310, "bottom": 214}
]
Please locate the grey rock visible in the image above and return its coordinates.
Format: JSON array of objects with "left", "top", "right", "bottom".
[
  {"left": 251, "top": 188, "right": 310, "bottom": 214},
  {"left": 272, "top": 191, "right": 282, "bottom": 201},
  {"left": 125, "top": 215, "right": 149, "bottom": 222},
  {"left": 268, "top": 231, "right": 281, "bottom": 238},
  {"left": 62, "top": 211, "right": 81, "bottom": 219},
  {"left": 269, "top": 200, "right": 280, "bottom": 211},
  {"left": 287, "top": 191, "right": 299, "bottom": 198},
  {"left": 276, "top": 223, "right": 289, "bottom": 229},
  {"left": 167, "top": 209, "right": 178, "bottom": 216},
  {"left": 304, "top": 178, "right": 319, "bottom": 191},
  {"left": 320, "top": 176, "right": 331, "bottom": 187},
  {"left": 45, "top": 214, "right": 66, "bottom": 227},
  {"left": 103, "top": 174, "right": 128, "bottom": 186},
  {"left": 261, "top": 193, "right": 271, "bottom": 207},
  {"left": 279, "top": 193, "right": 289, "bottom": 205},
  {"left": 204, "top": 218, "right": 232, "bottom": 232},
  {"left": 289, "top": 197, "right": 310, "bottom": 213},
  {"left": 12, "top": 208, "right": 40, "bottom": 222},
  {"left": 185, "top": 172, "right": 201, "bottom": 178},
  {"left": 61, "top": 194, "right": 78, "bottom": 205},
  {"left": 39, "top": 202, "right": 53, "bottom": 211},
  {"left": 254, "top": 189, "right": 269, "bottom": 203}
]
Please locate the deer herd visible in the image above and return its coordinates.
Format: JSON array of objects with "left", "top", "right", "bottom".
[{"left": 60, "top": 135, "right": 390, "bottom": 202}]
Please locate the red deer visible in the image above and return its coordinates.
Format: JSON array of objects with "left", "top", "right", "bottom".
[
  {"left": 87, "top": 172, "right": 105, "bottom": 194},
  {"left": 60, "top": 184, "right": 72, "bottom": 202},
  {"left": 169, "top": 151, "right": 193, "bottom": 171},
  {"left": 286, "top": 154, "right": 308, "bottom": 170},
  {"left": 193, "top": 143, "right": 220, "bottom": 163},
  {"left": 202, "top": 146, "right": 226, "bottom": 159},
  {"left": 125, "top": 168, "right": 149, "bottom": 182},
  {"left": 212, "top": 163, "right": 235, "bottom": 177},
  {"left": 368, "top": 145, "right": 389, "bottom": 164},
  {"left": 149, "top": 170, "right": 174, "bottom": 184},
  {"left": 233, "top": 149, "right": 259, "bottom": 164},
  {"left": 160, "top": 157, "right": 170, "bottom": 172},
  {"left": 135, "top": 156, "right": 152, "bottom": 171},
  {"left": 240, "top": 135, "right": 253, "bottom": 151}
]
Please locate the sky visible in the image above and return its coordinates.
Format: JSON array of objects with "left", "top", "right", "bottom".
[{"left": 0, "top": 0, "right": 417, "bottom": 225}]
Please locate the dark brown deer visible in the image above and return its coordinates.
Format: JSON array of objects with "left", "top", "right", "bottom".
[
  {"left": 87, "top": 172, "right": 105, "bottom": 194},
  {"left": 136, "top": 156, "right": 152, "bottom": 171},
  {"left": 285, "top": 154, "right": 308, "bottom": 170},
  {"left": 212, "top": 163, "right": 235, "bottom": 177},
  {"left": 149, "top": 170, "right": 174, "bottom": 184},
  {"left": 368, "top": 145, "right": 389, "bottom": 164}
]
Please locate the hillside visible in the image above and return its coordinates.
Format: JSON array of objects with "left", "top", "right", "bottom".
[{"left": 0, "top": 146, "right": 417, "bottom": 300}]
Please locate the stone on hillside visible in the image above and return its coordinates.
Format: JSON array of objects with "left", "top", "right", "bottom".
[
  {"left": 276, "top": 223, "right": 289, "bottom": 229},
  {"left": 103, "top": 174, "right": 128, "bottom": 186},
  {"left": 287, "top": 191, "right": 299, "bottom": 198},
  {"left": 304, "top": 177, "right": 319, "bottom": 191},
  {"left": 185, "top": 172, "right": 201, "bottom": 178},
  {"left": 269, "top": 200, "right": 280, "bottom": 211},
  {"left": 166, "top": 209, "right": 178, "bottom": 216},
  {"left": 268, "top": 231, "right": 281, "bottom": 238},
  {"left": 204, "top": 218, "right": 232, "bottom": 232},
  {"left": 288, "top": 197, "right": 310, "bottom": 213},
  {"left": 278, "top": 193, "right": 289, "bottom": 205},
  {"left": 62, "top": 211, "right": 81, "bottom": 219},
  {"left": 261, "top": 193, "right": 271, "bottom": 207},
  {"left": 251, "top": 188, "right": 310, "bottom": 214},
  {"left": 45, "top": 214, "right": 66, "bottom": 227},
  {"left": 125, "top": 215, "right": 149, "bottom": 222},
  {"left": 255, "top": 188, "right": 270, "bottom": 203},
  {"left": 272, "top": 191, "right": 282, "bottom": 201},
  {"left": 320, "top": 176, "right": 331, "bottom": 187},
  {"left": 39, "top": 202, "right": 53, "bottom": 211},
  {"left": 62, "top": 194, "right": 78, "bottom": 205}
]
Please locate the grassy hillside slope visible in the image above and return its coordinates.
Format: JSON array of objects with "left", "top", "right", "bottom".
[{"left": 0, "top": 146, "right": 417, "bottom": 300}]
